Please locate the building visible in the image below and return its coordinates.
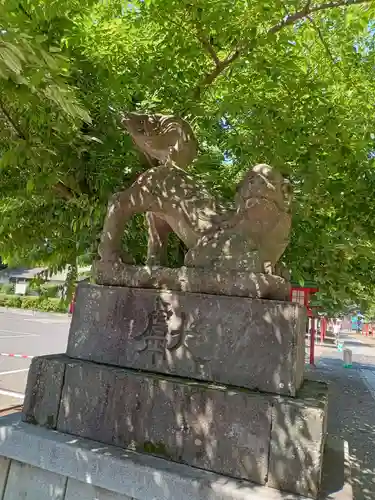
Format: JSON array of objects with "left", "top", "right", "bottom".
[{"left": 0, "top": 266, "right": 91, "bottom": 295}]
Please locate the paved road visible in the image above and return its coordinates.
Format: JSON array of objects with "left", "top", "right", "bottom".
[{"left": 0, "top": 308, "right": 70, "bottom": 408}]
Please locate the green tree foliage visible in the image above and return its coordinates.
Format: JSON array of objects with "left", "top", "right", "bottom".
[{"left": 1, "top": 0, "right": 375, "bottom": 312}]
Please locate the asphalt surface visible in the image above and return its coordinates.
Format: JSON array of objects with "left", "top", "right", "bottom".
[
  {"left": 0, "top": 308, "right": 70, "bottom": 408},
  {"left": 312, "top": 332, "right": 375, "bottom": 500}
]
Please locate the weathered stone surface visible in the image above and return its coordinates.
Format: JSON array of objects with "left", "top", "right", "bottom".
[
  {"left": 93, "top": 262, "right": 291, "bottom": 301},
  {"left": 22, "top": 354, "right": 66, "bottom": 428},
  {"left": 320, "top": 436, "right": 353, "bottom": 500},
  {"left": 3, "top": 460, "right": 67, "bottom": 500},
  {"left": 18, "top": 358, "right": 328, "bottom": 498},
  {"left": 98, "top": 159, "right": 292, "bottom": 276},
  {"left": 67, "top": 283, "right": 306, "bottom": 396},
  {"left": 0, "top": 457, "right": 10, "bottom": 499},
  {"left": 57, "top": 359, "right": 272, "bottom": 486},
  {"left": 121, "top": 113, "right": 198, "bottom": 269},
  {"left": 120, "top": 112, "right": 198, "bottom": 170},
  {"left": 65, "top": 478, "right": 132, "bottom": 500},
  {"left": 268, "top": 381, "right": 328, "bottom": 499},
  {"left": 0, "top": 413, "right": 323, "bottom": 500}
]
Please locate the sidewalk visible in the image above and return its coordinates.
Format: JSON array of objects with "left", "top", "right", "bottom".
[
  {"left": 307, "top": 334, "right": 375, "bottom": 500},
  {"left": 347, "top": 331, "right": 375, "bottom": 347}
]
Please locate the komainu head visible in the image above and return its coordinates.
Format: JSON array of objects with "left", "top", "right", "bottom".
[
  {"left": 235, "top": 163, "right": 292, "bottom": 214},
  {"left": 120, "top": 112, "right": 197, "bottom": 167}
]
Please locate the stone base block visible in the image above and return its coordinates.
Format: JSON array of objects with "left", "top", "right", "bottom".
[
  {"left": 23, "top": 355, "right": 328, "bottom": 498},
  {"left": 0, "top": 414, "right": 352, "bottom": 500},
  {"left": 67, "top": 283, "right": 306, "bottom": 396},
  {"left": 0, "top": 413, "right": 322, "bottom": 500},
  {"left": 22, "top": 354, "right": 66, "bottom": 428},
  {"left": 268, "top": 385, "right": 329, "bottom": 497}
]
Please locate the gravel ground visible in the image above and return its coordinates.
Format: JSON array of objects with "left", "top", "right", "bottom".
[{"left": 306, "top": 356, "right": 375, "bottom": 500}]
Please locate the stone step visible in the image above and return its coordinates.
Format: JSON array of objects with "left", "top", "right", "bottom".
[
  {"left": 22, "top": 354, "right": 328, "bottom": 499},
  {"left": 0, "top": 413, "right": 352, "bottom": 500},
  {"left": 66, "top": 283, "right": 306, "bottom": 397}
]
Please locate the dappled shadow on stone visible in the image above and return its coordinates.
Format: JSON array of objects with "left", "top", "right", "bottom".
[
  {"left": 93, "top": 261, "right": 291, "bottom": 301},
  {"left": 22, "top": 354, "right": 328, "bottom": 497},
  {"left": 21, "top": 283, "right": 329, "bottom": 498},
  {"left": 267, "top": 381, "right": 328, "bottom": 498},
  {"left": 66, "top": 283, "right": 305, "bottom": 397},
  {"left": 55, "top": 358, "right": 271, "bottom": 486},
  {"left": 0, "top": 413, "right": 314, "bottom": 500},
  {"left": 98, "top": 159, "right": 292, "bottom": 279}
]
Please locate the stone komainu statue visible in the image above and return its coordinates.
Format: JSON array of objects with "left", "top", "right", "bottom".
[
  {"left": 99, "top": 113, "right": 292, "bottom": 274},
  {"left": 120, "top": 112, "right": 198, "bottom": 265},
  {"left": 121, "top": 112, "right": 198, "bottom": 169}
]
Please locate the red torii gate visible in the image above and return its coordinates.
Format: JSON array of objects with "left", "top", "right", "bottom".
[{"left": 290, "top": 282, "right": 325, "bottom": 365}]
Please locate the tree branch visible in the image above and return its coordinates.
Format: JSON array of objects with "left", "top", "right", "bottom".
[
  {"left": 193, "top": 48, "right": 240, "bottom": 99},
  {"left": 18, "top": 3, "right": 32, "bottom": 19},
  {"left": 52, "top": 181, "right": 75, "bottom": 200},
  {"left": 269, "top": 0, "right": 369, "bottom": 34},
  {"left": 0, "top": 100, "right": 27, "bottom": 140},
  {"left": 307, "top": 15, "right": 344, "bottom": 72},
  {"left": 192, "top": 0, "right": 369, "bottom": 99},
  {"left": 197, "top": 31, "right": 220, "bottom": 66}
]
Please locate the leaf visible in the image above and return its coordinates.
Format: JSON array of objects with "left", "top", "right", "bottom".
[
  {"left": 2, "top": 42, "right": 26, "bottom": 62},
  {"left": 26, "top": 179, "right": 34, "bottom": 193},
  {"left": 0, "top": 64, "right": 9, "bottom": 79},
  {"left": 0, "top": 0, "right": 374, "bottom": 313},
  {"left": 0, "top": 46, "right": 22, "bottom": 74},
  {"left": 82, "top": 135, "right": 103, "bottom": 144}
]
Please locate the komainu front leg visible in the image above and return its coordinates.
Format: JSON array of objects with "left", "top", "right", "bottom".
[
  {"left": 146, "top": 212, "right": 171, "bottom": 266},
  {"left": 98, "top": 191, "right": 134, "bottom": 263}
]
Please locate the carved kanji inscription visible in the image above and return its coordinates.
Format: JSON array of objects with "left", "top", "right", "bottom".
[{"left": 134, "top": 296, "right": 185, "bottom": 365}]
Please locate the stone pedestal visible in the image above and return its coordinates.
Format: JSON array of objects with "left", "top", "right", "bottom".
[
  {"left": 67, "top": 283, "right": 306, "bottom": 397},
  {"left": 19, "top": 276, "right": 329, "bottom": 499},
  {"left": 0, "top": 414, "right": 351, "bottom": 500},
  {"left": 23, "top": 354, "right": 328, "bottom": 497}
]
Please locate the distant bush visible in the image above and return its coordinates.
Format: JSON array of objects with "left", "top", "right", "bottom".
[
  {"left": 37, "top": 298, "right": 66, "bottom": 313},
  {"left": 40, "top": 284, "right": 60, "bottom": 298},
  {"left": 0, "top": 294, "right": 21, "bottom": 308},
  {"left": 0, "top": 283, "right": 15, "bottom": 295},
  {"left": 20, "top": 296, "right": 40, "bottom": 309},
  {"left": 0, "top": 294, "right": 66, "bottom": 313}
]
